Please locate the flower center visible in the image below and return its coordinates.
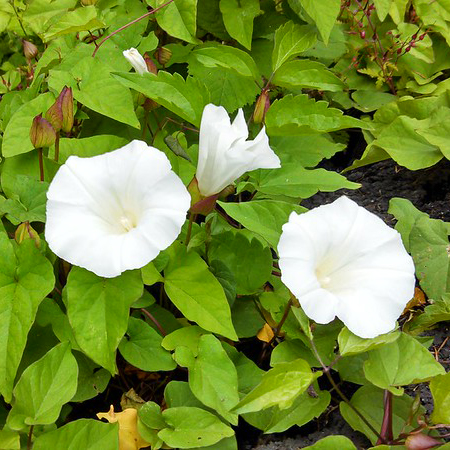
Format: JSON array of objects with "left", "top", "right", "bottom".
[
  {"left": 119, "top": 212, "right": 137, "bottom": 232},
  {"left": 315, "top": 266, "right": 332, "bottom": 288}
]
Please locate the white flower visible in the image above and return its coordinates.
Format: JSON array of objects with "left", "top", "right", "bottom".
[
  {"left": 195, "top": 104, "right": 281, "bottom": 198},
  {"left": 278, "top": 196, "right": 415, "bottom": 339},
  {"left": 45, "top": 140, "right": 190, "bottom": 278},
  {"left": 123, "top": 48, "right": 148, "bottom": 75}
]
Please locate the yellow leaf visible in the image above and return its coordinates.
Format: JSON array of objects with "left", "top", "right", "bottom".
[
  {"left": 97, "top": 405, "right": 150, "bottom": 450},
  {"left": 257, "top": 323, "right": 274, "bottom": 343}
]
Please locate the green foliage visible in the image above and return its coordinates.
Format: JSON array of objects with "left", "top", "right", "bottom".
[
  {"left": 164, "top": 243, "right": 237, "bottom": 340},
  {"left": 1, "top": 0, "right": 450, "bottom": 447},
  {"left": 64, "top": 268, "right": 143, "bottom": 373},
  {"left": 7, "top": 342, "right": 78, "bottom": 430},
  {"left": 33, "top": 419, "right": 118, "bottom": 449}
]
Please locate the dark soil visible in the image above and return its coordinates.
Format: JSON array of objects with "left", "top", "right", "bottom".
[{"left": 246, "top": 158, "right": 450, "bottom": 449}]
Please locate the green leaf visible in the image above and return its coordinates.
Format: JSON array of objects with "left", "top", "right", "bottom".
[
  {"left": 0, "top": 236, "right": 55, "bottom": 402},
  {"left": 0, "top": 429, "right": 20, "bottom": 450},
  {"left": 187, "top": 334, "right": 240, "bottom": 424},
  {"left": 33, "top": 419, "right": 119, "bottom": 450},
  {"left": 373, "top": 0, "right": 393, "bottom": 20},
  {"left": 164, "top": 243, "right": 237, "bottom": 340},
  {"left": 119, "top": 317, "right": 176, "bottom": 372},
  {"left": 64, "top": 268, "right": 143, "bottom": 373},
  {"left": 217, "top": 201, "right": 306, "bottom": 248},
  {"left": 71, "top": 352, "right": 110, "bottom": 403},
  {"left": 405, "top": 295, "right": 450, "bottom": 333},
  {"left": 303, "top": 435, "right": 357, "bottom": 450},
  {"left": 272, "top": 21, "right": 317, "bottom": 72},
  {"left": 430, "top": 372, "right": 450, "bottom": 423},
  {"left": 164, "top": 381, "right": 205, "bottom": 408},
  {"left": 49, "top": 57, "right": 140, "bottom": 129},
  {"left": 255, "top": 164, "right": 360, "bottom": 198},
  {"left": 363, "top": 332, "right": 445, "bottom": 390},
  {"left": 113, "top": 71, "right": 208, "bottom": 127},
  {"left": 141, "top": 262, "right": 164, "bottom": 286},
  {"left": 162, "top": 325, "right": 207, "bottom": 355},
  {"left": 58, "top": 135, "right": 129, "bottom": 164},
  {"left": 338, "top": 328, "right": 400, "bottom": 357},
  {"left": 187, "top": 62, "right": 259, "bottom": 113},
  {"left": 0, "top": 175, "right": 48, "bottom": 224},
  {"left": 42, "top": 6, "right": 104, "bottom": 42},
  {"left": 270, "top": 134, "right": 346, "bottom": 167},
  {"left": 231, "top": 297, "right": 265, "bottom": 338},
  {"left": 272, "top": 60, "right": 345, "bottom": 92},
  {"left": 209, "top": 231, "right": 273, "bottom": 294},
  {"left": 189, "top": 44, "right": 259, "bottom": 79},
  {"left": 2, "top": 92, "right": 54, "bottom": 157},
  {"left": 150, "top": 0, "right": 199, "bottom": 44},
  {"left": 294, "top": 0, "right": 341, "bottom": 44},
  {"left": 409, "top": 215, "right": 450, "bottom": 300},
  {"left": 232, "top": 359, "right": 319, "bottom": 414},
  {"left": 368, "top": 116, "right": 443, "bottom": 170},
  {"left": 219, "top": 0, "right": 260, "bottom": 50},
  {"left": 388, "top": 197, "right": 429, "bottom": 252},
  {"left": 340, "top": 385, "right": 424, "bottom": 445},
  {"left": 7, "top": 342, "right": 78, "bottom": 430},
  {"left": 266, "top": 94, "right": 369, "bottom": 135},
  {"left": 243, "top": 387, "right": 330, "bottom": 433},
  {"left": 158, "top": 407, "right": 235, "bottom": 448}
]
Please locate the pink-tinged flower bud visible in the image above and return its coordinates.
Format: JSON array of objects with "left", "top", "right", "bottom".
[
  {"left": 30, "top": 114, "right": 57, "bottom": 148},
  {"left": 45, "top": 86, "right": 74, "bottom": 133},
  {"left": 144, "top": 55, "right": 158, "bottom": 75},
  {"left": 15, "top": 222, "right": 41, "bottom": 248},
  {"left": 253, "top": 90, "right": 271, "bottom": 124},
  {"left": 405, "top": 433, "right": 441, "bottom": 449},
  {"left": 154, "top": 47, "right": 172, "bottom": 66},
  {"left": 23, "top": 40, "right": 38, "bottom": 60}
]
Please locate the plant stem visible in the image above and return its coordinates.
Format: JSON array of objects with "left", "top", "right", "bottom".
[
  {"left": 92, "top": 0, "right": 175, "bottom": 57},
  {"left": 140, "top": 308, "right": 167, "bottom": 336},
  {"left": 54, "top": 133, "right": 60, "bottom": 163},
  {"left": 12, "top": 1, "right": 28, "bottom": 38},
  {"left": 27, "top": 425, "right": 34, "bottom": 450},
  {"left": 38, "top": 148, "right": 44, "bottom": 181},
  {"left": 309, "top": 339, "right": 382, "bottom": 441},
  {"left": 185, "top": 213, "right": 196, "bottom": 246},
  {"left": 377, "top": 390, "right": 393, "bottom": 444}
]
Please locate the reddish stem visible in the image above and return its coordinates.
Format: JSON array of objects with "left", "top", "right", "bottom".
[
  {"left": 92, "top": 0, "right": 175, "bottom": 57},
  {"left": 377, "top": 390, "right": 394, "bottom": 444},
  {"left": 38, "top": 148, "right": 44, "bottom": 181}
]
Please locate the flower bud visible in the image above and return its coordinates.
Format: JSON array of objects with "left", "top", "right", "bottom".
[
  {"left": 123, "top": 48, "right": 148, "bottom": 75},
  {"left": 144, "top": 55, "right": 158, "bottom": 75},
  {"left": 30, "top": 114, "right": 57, "bottom": 148},
  {"left": 154, "top": 47, "right": 172, "bottom": 66},
  {"left": 46, "top": 86, "right": 74, "bottom": 133},
  {"left": 23, "top": 40, "right": 38, "bottom": 60},
  {"left": 253, "top": 90, "right": 270, "bottom": 124},
  {"left": 15, "top": 222, "right": 41, "bottom": 248},
  {"left": 405, "top": 433, "right": 441, "bottom": 449}
]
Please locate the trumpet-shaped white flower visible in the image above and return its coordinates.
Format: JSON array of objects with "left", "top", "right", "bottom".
[
  {"left": 45, "top": 140, "right": 190, "bottom": 278},
  {"left": 123, "top": 48, "right": 148, "bottom": 75},
  {"left": 278, "top": 196, "right": 415, "bottom": 339},
  {"left": 195, "top": 104, "right": 281, "bottom": 198}
]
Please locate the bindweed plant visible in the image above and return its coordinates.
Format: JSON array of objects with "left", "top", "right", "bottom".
[{"left": 1, "top": 1, "right": 450, "bottom": 449}]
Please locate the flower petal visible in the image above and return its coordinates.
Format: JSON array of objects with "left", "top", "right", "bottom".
[
  {"left": 278, "top": 196, "right": 416, "bottom": 339},
  {"left": 196, "top": 104, "right": 281, "bottom": 197},
  {"left": 46, "top": 140, "right": 190, "bottom": 278}
]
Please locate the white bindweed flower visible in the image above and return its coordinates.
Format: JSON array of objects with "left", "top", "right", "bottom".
[
  {"left": 278, "top": 196, "right": 416, "bottom": 339},
  {"left": 123, "top": 48, "right": 148, "bottom": 75},
  {"left": 45, "top": 140, "right": 190, "bottom": 278},
  {"left": 195, "top": 104, "right": 281, "bottom": 198}
]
